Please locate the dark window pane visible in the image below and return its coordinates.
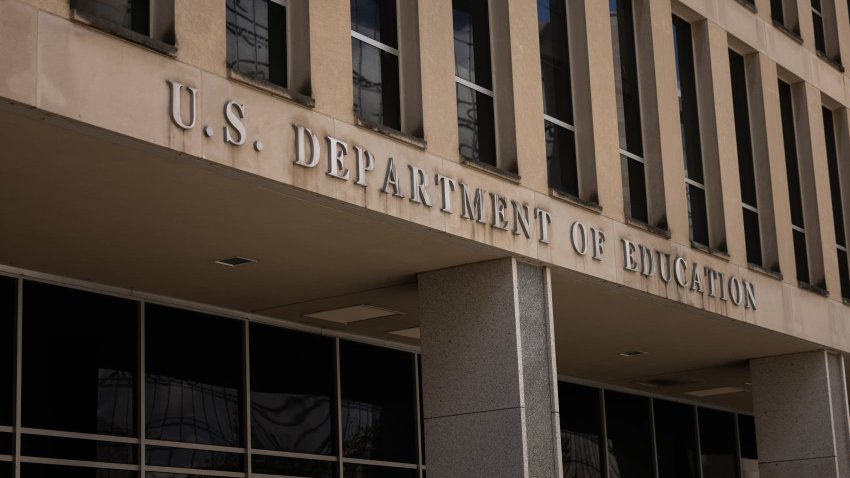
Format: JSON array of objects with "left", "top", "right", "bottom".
[
  {"left": 252, "top": 454, "right": 336, "bottom": 478},
  {"left": 72, "top": 0, "right": 150, "bottom": 35},
  {"left": 22, "top": 281, "right": 137, "bottom": 436},
  {"left": 838, "top": 248, "right": 850, "bottom": 299},
  {"left": 738, "top": 415, "right": 758, "bottom": 476},
  {"left": 0, "top": 276, "right": 14, "bottom": 427},
  {"left": 538, "top": 0, "right": 573, "bottom": 124},
  {"left": 145, "top": 305, "right": 243, "bottom": 447},
  {"left": 456, "top": 83, "right": 497, "bottom": 166},
  {"left": 226, "top": 0, "right": 287, "bottom": 87},
  {"left": 698, "top": 408, "right": 740, "bottom": 478},
  {"left": 673, "top": 16, "right": 704, "bottom": 186},
  {"left": 779, "top": 81, "right": 805, "bottom": 229},
  {"left": 654, "top": 400, "right": 699, "bottom": 478},
  {"left": 340, "top": 341, "right": 416, "bottom": 463},
  {"left": 146, "top": 446, "right": 243, "bottom": 472},
  {"left": 453, "top": 0, "right": 492, "bottom": 89},
  {"left": 623, "top": 155, "right": 649, "bottom": 223},
  {"left": 729, "top": 50, "right": 758, "bottom": 208},
  {"left": 250, "top": 323, "right": 335, "bottom": 455},
  {"left": 417, "top": 355, "right": 425, "bottom": 466},
  {"left": 794, "top": 228, "right": 810, "bottom": 284},
  {"left": 687, "top": 184, "right": 709, "bottom": 246},
  {"left": 21, "top": 463, "right": 136, "bottom": 478},
  {"left": 0, "top": 462, "right": 9, "bottom": 478},
  {"left": 343, "top": 464, "right": 417, "bottom": 478},
  {"left": 352, "top": 39, "right": 401, "bottom": 130},
  {"left": 0, "top": 433, "right": 12, "bottom": 455},
  {"left": 771, "top": 0, "right": 785, "bottom": 24},
  {"left": 611, "top": 0, "right": 644, "bottom": 157},
  {"left": 351, "top": 0, "right": 398, "bottom": 48},
  {"left": 558, "top": 382, "right": 604, "bottom": 478},
  {"left": 146, "top": 474, "right": 221, "bottom": 478},
  {"left": 743, "top": 208, "right": 763, "bottom": 267},
  {"left": 546, "top": 121, "right": 579, "bottom": 196},
  {"left": 824, "top": 107, "right": 846, "bottom": 247},
  {"left": 22, "top": 434, "right": 136, "bottom": 464},
  {"left": 813, "top": 8, "right": 826, "bottom": 54},
  {"left": 604, "top": 391, "right": 654, "bottom": 478}
]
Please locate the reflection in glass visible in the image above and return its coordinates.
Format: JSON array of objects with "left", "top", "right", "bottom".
[
  {"left": 604, "top": 391, "right": 654, "bottom": 478},
  {"left": 558, "top": 382, "right": 604, "bottom": 478},
  {"left": 546, "top": 121, "right": 578, "bottom": 195},
  {"left": 654, "top": 400, "right": 699, "bottom": 478},
  {"left": 21, "top": 463, "right": 136, "bottom": 478},
  {"left": 351, "top": 0, "right": 398, "bottom": 46},
  {"left": 539, "top": 0, "right": 573, "bottom": 124},
  {"left": 738, "top": 415, "right": 758, "bottom": 478},
  {"left": 0, "top": 276, "right": 14, "bottom": 427},
  {"left": 343, "top": 464, "right": 417, "bottom": 478},
  {"left": 146, "top": 446, "right": 243, "bottom": 472},
  {"left": 778, "top": 79, "right": 810, "bottom": 284},
  {"left": 252, "top": 454, "right": 336, "bottom": 478},
  {"left": 340, "top": 340, "right": 416, "bottom": 463},
  {"left": 22, "top": 281, "right": 137, "bottom": 436},
  {"left": 457, "top": 84, "right": 496, "bottom": 165},
  {"left": 698, "top": 408, "right": 740, "bottom": 478},
  {"left": 250, "top": 323, "right": 335, "bottom": 455},
  {"left": 71, "top": 0, "right": 149, "bottom": 35},
  {"left": 22, "top": 435, "right": 136, "bottom": 464},
  {"left": 145, "top": 305, "right": 243, "bottom": 447},
  {"left": 453, "top": 0, "right": 492, "bottom": 88},
  {"left": 226, "top": 0, "right": 287, "bottom": 87},
  {"left": 352, "top": 39, "right": 401, "bottom": 130}
]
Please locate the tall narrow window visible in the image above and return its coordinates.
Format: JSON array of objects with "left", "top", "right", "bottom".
[
  {"left": 558, "top": 382, "right": 604, "bottom": 478},
  {"left": 227, "top": 0, "right": 287, "bottom": 88},
  {"left": 604, "top": 390, "right": 654, "bottom": 478},
  {"left": 729, "top": 50, "right": 763, "bottom": 266},
  {"left": 823, "top": 107, "right": 850, "bottom": 298},
  {"left": 778, "top": 80, "right": 810, "bottom": 284},
  {"left": 654, "top": 400, "right": 700, "bottom": 478},
  {"left": 351, "top": 0, "right": 401, "bottom": 130},
  {"left": 453, "top": 0, "right": 497, "bottom": 167},
  {"left": 771, "top": 0, "right": 800, "bottom": 34},
  {"left": 813, "top": 0, "right": 827, "bottom": 54},
  {"left": 612, "top": 0, "right": 649, "bottom": 223},
  {"left": 538, "top": 0, "right": 578, "bottom": 196},
  {"left": 698, "top": 408, "right": 740, "bottom": 478},
  {"left": 673, "top": 16, "right": 709, "bottom": 246}
]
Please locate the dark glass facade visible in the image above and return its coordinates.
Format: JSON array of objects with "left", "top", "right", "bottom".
[
  {"left": 226, "top": 0, "right": 287, "bottom": 87},
  {"left": 605, "top": 391, "right": 654, "bottom": 478},
  {"left": 558, "top": 382, "right": 604, "bottom": 478}
]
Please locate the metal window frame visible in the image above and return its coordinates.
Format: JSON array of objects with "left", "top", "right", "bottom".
[
  {"left": 351, "top": 30, "right": 400, "bottom": 56},
  {"left": 544, "top": 114, "right": 576, "bottom": 132},
  {"left": 454, "top": 76, "right": 494, "bottom": 97}
]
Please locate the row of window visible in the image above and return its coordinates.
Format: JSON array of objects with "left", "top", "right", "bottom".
[
  {"left": 71, "top": 0, "right": 850, "bottom": 298},
  {"left": 0, "top": 277, "right": 425, "bottom": 477},
  {"left": 558, "top": 381, "right": 758, "bottom": 478}
]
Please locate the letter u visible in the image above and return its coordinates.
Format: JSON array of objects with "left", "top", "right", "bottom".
[{"left": 168, "top": 80, "right": 198, "bottom": 130}]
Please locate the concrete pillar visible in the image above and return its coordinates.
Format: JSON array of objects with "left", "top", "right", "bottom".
[
  {"left": 751, "top": 350, "right": 850, "bottom": 478},
  {"left": 419, "top": 258, "right": 562, "bottom": 478}
]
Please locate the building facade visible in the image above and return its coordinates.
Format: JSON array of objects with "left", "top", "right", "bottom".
[{"left": 1, "top": 0, "right": 850, "bottom": 476}]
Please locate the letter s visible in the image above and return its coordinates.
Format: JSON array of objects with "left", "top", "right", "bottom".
[{"left": 224, "top": 101, "right": 246, "bottom": 145}]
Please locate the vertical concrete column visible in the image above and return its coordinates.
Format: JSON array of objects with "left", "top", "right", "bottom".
[
  {"left": 751, "top": 350, "right": 850, "bottom": 478},
  {"left": 309, "top": 0, "right": 353, "bottom": 122},
  {"left": 419, "top": 258, "right": 562, "bottom": 478},
  {"left": 418, "top": 0, "right": 458, "bottom": 161}
]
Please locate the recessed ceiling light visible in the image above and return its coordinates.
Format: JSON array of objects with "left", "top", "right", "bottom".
[
  {"left": 388, "top": 327, "right": 420, "bottom": 339},
  {"left": 619, "top": 350, "right": 648, "bottom": 357},
  {"left": 305, "top": 305, "right": 402, "bottom": 324},
  {"left": 215, "top": 256, "right": 257, "bottom": 267},
  {"left": 684, "top": 387, "right": 747, "bottom": 398}
]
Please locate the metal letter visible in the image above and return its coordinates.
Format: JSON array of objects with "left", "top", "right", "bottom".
[
  {"left": 592, "top": 228, "right": 605, "bottom": 261},
  {"left": 326, "top": 137, "right": 350, "bottom": 180},
  {"left": 704, "top": 267, "right": 719, "bottom": 297},
  {"left": 729, "top": 277, "right": 743, "bottom": 305},
  {"left": 571, "top": 222, "right": 588, "bottom": 256},
  {"left": 674, "top": 257, "right": 690, "bottom": 288},
  {"left": 658, "top": 252, "right": 672, "bottom": 283},
  {"left": 512, "top": 201, "right": 531, "bottom": 238},
  {"left": 622, "top": 239, "right": 639, "bottom": 272},
  {"left": 535, "top": 209, "right": 552, "bottom": 244},
  {"left": 744, "top": 281, "right": 757, "bottom": 310},
  {"left": 381, "top": 158, "right": 404, "bottom": 197},
  {"left": 223, "top": 101, "right": 246, "bottom": 145},
  {"left": 168, "top": 80, "right": 197, "bottom": 130},
  {"left": 409, "top": 166, "right": 432, "bottom": 206},
  {"left": 490, "top": 193, "right": 509, "bottom": 230},
  {"left": 436, "top": 175, "right": 457, "bottom": 213},
  {"left": 691, "top": 264, "right": 704, "bottom": 292},
  {"left": 354, "top": 146, "right": 375, "bottom": 187},
  {"left": 639, "top": 245, "right": 654, "bottom": 277},
  {"left": 293, "top": 124, "right": 321, "bottom": 167},
  {"left": 460, "top": 184, "right": 486, "bottom": 223},
  {"left": 718, "top": 273, "right": 728, "bottom": 301}
]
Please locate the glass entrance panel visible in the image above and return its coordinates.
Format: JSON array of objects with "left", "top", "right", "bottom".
[
  {"left": 604, "top": 390, "right": 654, "bottom": 478},
  {"left": 558, "top": 382, "right": 604, "bottom": 478},
  {"left": 654, "top": 399, "right": 699, "bottom": 478}
]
